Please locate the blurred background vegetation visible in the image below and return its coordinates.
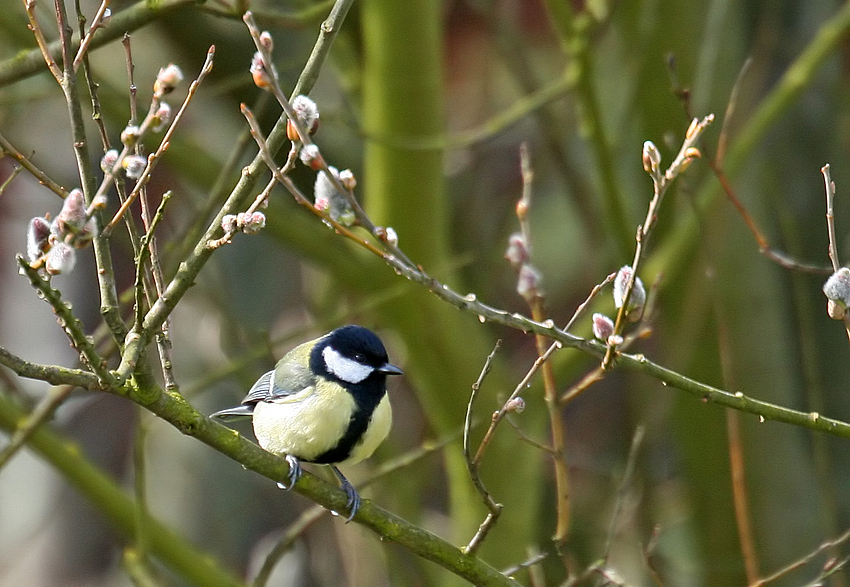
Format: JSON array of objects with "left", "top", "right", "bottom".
[{"left": 2, "top": 0, "right": 850, "bottom": 585}]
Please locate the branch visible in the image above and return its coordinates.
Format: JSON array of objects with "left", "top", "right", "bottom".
[
  {"left": 0, "top": 0, "right": 197, "bottom": 86},
  {"left": 0, "top": 392, "right": 244, "bottom": 587}
]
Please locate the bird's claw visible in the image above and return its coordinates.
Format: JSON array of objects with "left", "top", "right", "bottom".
[
  {"left": 331, "top": 466, "right": 360, "bottom": 522},
  {"left": 276, "top": 455, "right": 302, "bottom": 491}
]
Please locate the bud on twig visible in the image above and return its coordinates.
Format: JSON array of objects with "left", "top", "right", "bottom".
[
  {"left": 250, "top": 51, "right": 271, "bottom": 90},
  {"left": 53, "top": 189, "right": 87, "bottom": 235},
  {"left": 516, "top": 264, "right": 541, "bottom": 302},
  {"left": 823, "top": 267, "right": 850, "bottom": 319},
  {"left": 45, "top": 242, "right": 76, "bottom": 275},
  {"left": 154, "top": 63, "right": 183, "bottom": 97},
  {"left": 299, "top": 144, "right": 323, "bottom": 170},
  {"left": 314, "top": 166, "right": 355, "bottom": 226},
  {"left": 504, "top": 232, "right": 529, "bottom": 270},
  {"left": 613, "top": 265, "right": 646, "bottom": 321},
  {"left": 592, "top": 313, "right": 615, "bottom": 341},
  {"left": 505, "top": 397, "right": 525, "bottom": 413},
  {"left": 287, "top": 95, "right": 320, "bottom": 141},
  {"left": 121, "top": 125, "right": 140, "bottom": 147},
  {"left": 27, "top": 217, "right": 51, "bottom": 263},
  {"left": 642, "top": 140, "right": 661, "bottom": 174},
  {"left": 100, "top": 149, "right": 119, "bottom": 172},
  {"left": 122, "top": 155, "right": 147, "bottom": 179},
  {"left": 151, "top": 102, "right": 172, "bottom": 132}
]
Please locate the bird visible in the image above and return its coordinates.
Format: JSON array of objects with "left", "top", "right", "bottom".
[{"left": 211, "top": 325, "right": 402, "bottom": 520}]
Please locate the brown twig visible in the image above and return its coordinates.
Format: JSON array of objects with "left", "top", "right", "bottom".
[
  {"left": 0, "top": 131, "right": 68, "bottom": 198},
  {"left": 603, "top": 115, "right": 714, "bottom": 368},
  {"left": 72, "top": 0, "right": 111, "bottom": 70},
  {"left": 515, "top": 144, "right": 571, "bottom": 547},
  {"left": 751, "top": 526, "right": 850, "bottom": 587},
  {"left": 822, "top": 164, "right": 850, "bottom": 344},
  {"left": 23, "top": 0, "right": 63, "bottom": 83},
  {"left": 104, "top": 47, "right": 216, "bottom": 234},
  {"left": 462, "top": 340, "right": 503, "bottom": 555},
  {"left": 241, "top": 10, "right": 416, "bottom": 267},
  {"left": 676, "top": 61, "right": 827, "bottom": 274}
]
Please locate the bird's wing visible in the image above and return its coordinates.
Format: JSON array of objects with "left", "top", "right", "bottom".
[{"left": 241, "top": 362, "right": 316, "bottom": 405}]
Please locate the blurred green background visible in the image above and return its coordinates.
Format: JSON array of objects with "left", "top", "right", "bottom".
[{"left": 2, "top": 0, "right": 850, "bottom": 585}]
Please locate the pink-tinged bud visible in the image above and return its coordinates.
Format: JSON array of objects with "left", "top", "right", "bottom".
[
  {"left": 121, "top": 125, "right": 140, "bottom": 147},
  {"left": 299, "top": 144, "right": 323, "bottom": 169},
  {"left": 221, "top": 214, "right": 238, "bottom": 233},
  {"left": 45, "top": 242, "right": 76, "bottom": 275},
  {"left": 151, "top": 102, "right": 172, "bottom": 132},
  {"left": 100, "top": 8, "right": 111, "bottom": 27},
  {"left": 122, "top": 155, "right": 146, "bottom": 179},
  {"left": 505, "top": 397, "right": 525, "bottom": 413},
  {"left": 314, "top": 166, "right": 354, "bottom": 225},
  {"left": 27, "top": 217, "right": 51, "bottom": 263},
  {"left": 592, "top": 313, "right": 615, "bottom": 341},
  {"left": 314, "top": 194, "right": 330, "bottom": 212},
  {"left": 516, "top": 263, "right": 541, "bottom": 301},
  {"left": 824, "top": 267, "right": 850, "bottom": 318},
  {"left": 289, "top": 95, "right": 320, "bottom": 139},
  {"left": 613, "top": 265, "right": 646, "bottom": 317},
  {"left": 504, "top": 232, "right": 528, "bottom": 270},
  {"left": 238, "top": 211, "right": 266, "bottom": 234},
  {"left": 53, "top": 189, "right": 87, "bottom": 234},
  {"left": 154, "top": 63, "right": 183, "bottom": 96},
  {"left": 100, "top": 149, "right": 119, "bottom": 172},
  {"left": 259, "top": 31, "right": 274, "bottom": 51},
  {"left": 250, "top": 52, "right": 271, "bottom": 91}
]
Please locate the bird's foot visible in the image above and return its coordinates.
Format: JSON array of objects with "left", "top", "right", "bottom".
[{"left": 276, "top": 455, "right": 302, "bottom": 491}]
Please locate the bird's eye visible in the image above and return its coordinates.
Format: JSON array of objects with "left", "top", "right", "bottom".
[{"left": 354, "top": 353, "right": 366, "bottom": 363}]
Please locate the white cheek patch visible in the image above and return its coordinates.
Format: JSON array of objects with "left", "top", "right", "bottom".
[{"left": 323, "top": 346, "right": 373, "bottom": 384}]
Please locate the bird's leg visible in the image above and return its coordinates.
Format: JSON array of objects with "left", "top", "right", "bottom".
[
  {"left": 276, "top": 454, "right": 302, "bottom": 490},
  {"left": 331, "top": 466, "right": 360, "bottom": 522}
]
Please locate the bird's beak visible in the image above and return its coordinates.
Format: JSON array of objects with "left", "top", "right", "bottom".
[{"left": 378, "top": 362, "right": 403, "bottom": 376}]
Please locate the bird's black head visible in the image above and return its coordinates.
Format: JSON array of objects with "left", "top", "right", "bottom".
[{"left": 311, "top": 325, "right": 403, "bottom": 386}]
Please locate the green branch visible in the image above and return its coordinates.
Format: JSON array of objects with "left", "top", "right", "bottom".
[
  {"left": 0, "top": 356, "right": 522, "bottom": 586},
  {"left": 0, "top": 392, "right": 244, "bottom": 587},
  {"left": 0, "top": 0, "right": 202, "bottom": 87}
]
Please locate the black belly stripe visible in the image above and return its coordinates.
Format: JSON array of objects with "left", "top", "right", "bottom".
[{"left": 309, "top": 379, "right": 385, "bottom": 464}]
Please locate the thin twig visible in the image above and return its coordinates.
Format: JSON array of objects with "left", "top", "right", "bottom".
[
  {"left": 72, "top": 0, "right": 111, "bottom": 70},
  {"left": 0, "top": 132, "right": 67, "bottom": 198},
  {"left": 824, "top": 164, "right": 840, "bottom": 272},
  {"left": 0, "top": 164, "right": 23, "bottom": 197},
  {"left": 516, "top": 144, "right": 571, "bottom": 547},
  {"left": 751, "top": 527, "right": 850, "bottom": 586},
  {"left": 462, "top": 340, "right": 503, "bottom": 555},
  {"left": 23, "top": 0, "right": 63, "bottom": 83},
  {"left": 603, "top": 426, "right": 645, "bottom": 560},
  {"left": 243, "top": 10, "right": 416, "bottom": 267},
  {"left": 0, "top": 384, "right": 73, "bottom": 471},
  {"left": 105, "top": 47, "right": 216, "bottom": 234},
  {"left": 822, "top": 164, "right": 850, "bottom": 343},
  {"left": 17, "top": 256, "right": 120, "bottom": 388},
  {"left": 603, "top": 114, "right": 714, "bottom": 368},
  {"left": 676, "top": 62, "right": 827, "bottom": 274}
]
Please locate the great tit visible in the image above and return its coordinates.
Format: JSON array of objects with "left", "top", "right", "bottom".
[{"left": 211, "top": 325, "right": 402, "bottom": 520}]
